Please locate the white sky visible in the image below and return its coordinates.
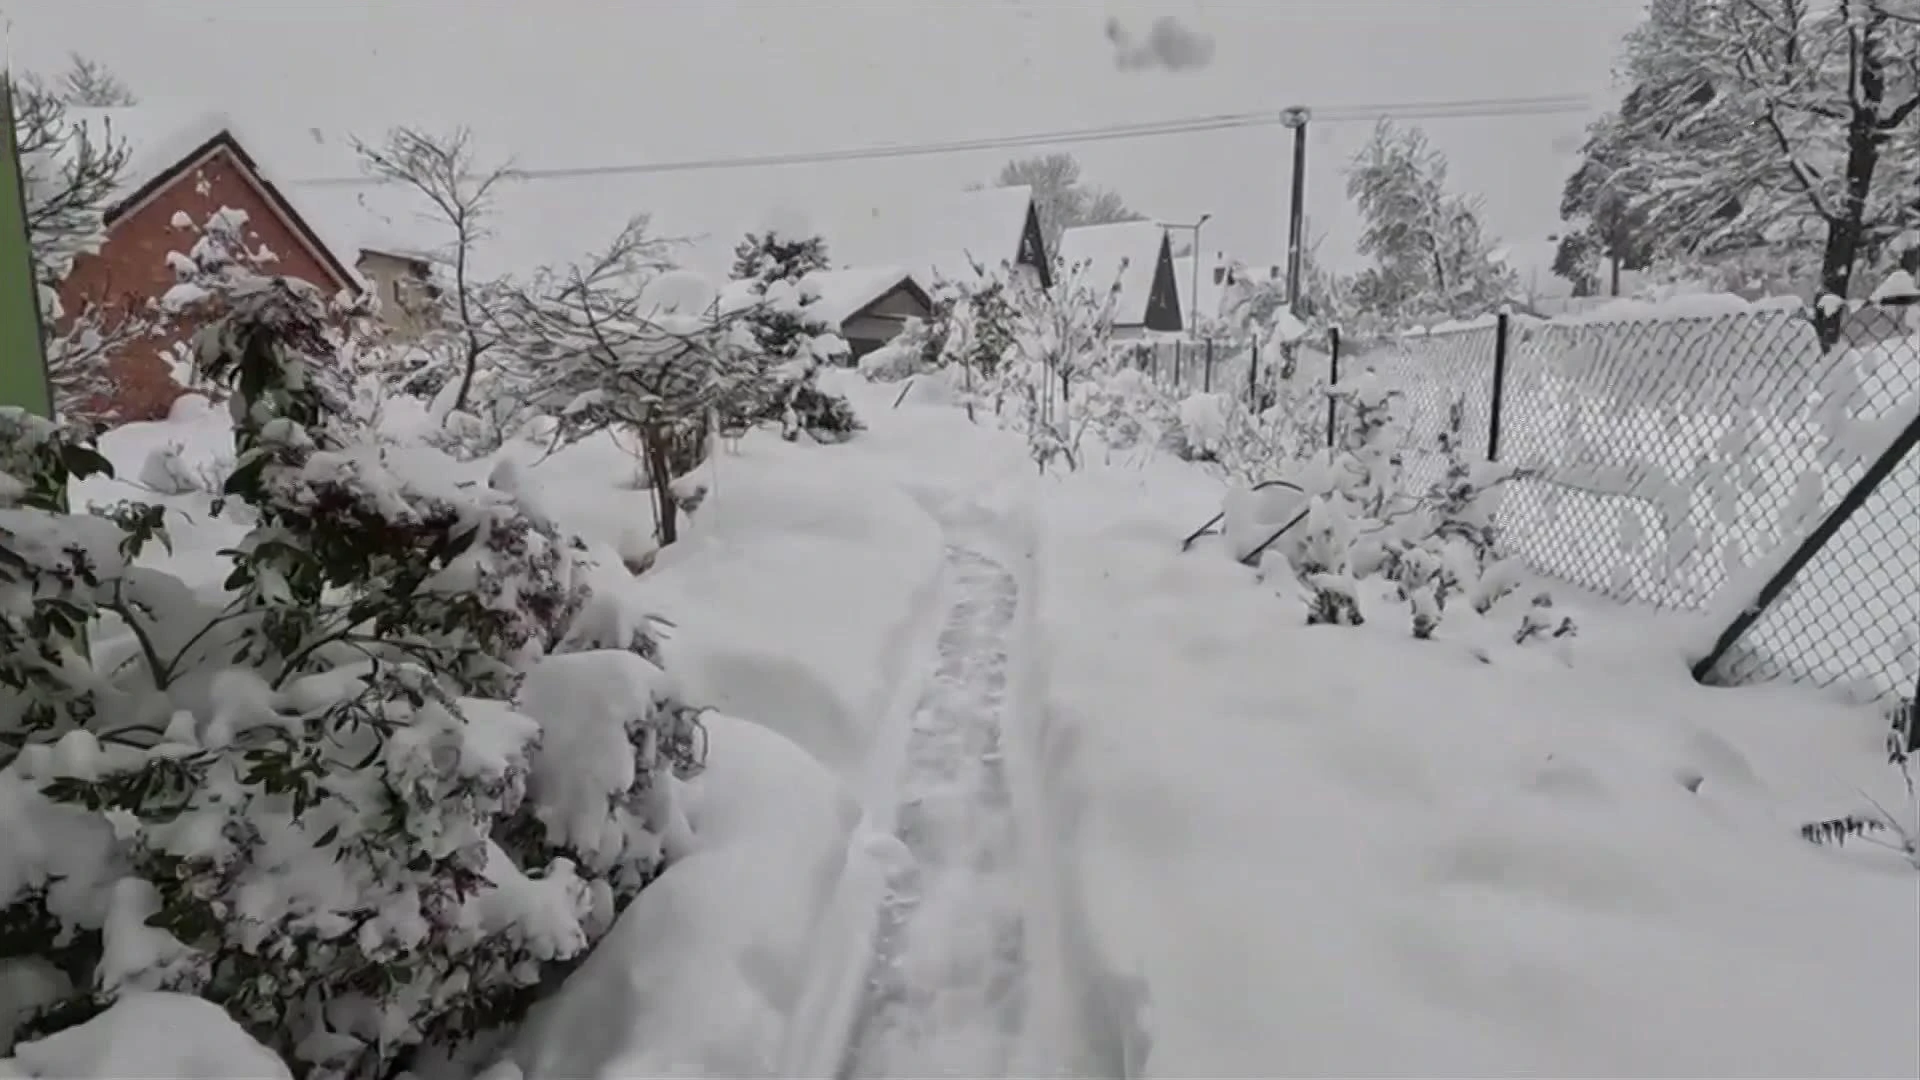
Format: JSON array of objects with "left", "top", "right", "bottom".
[{"left": 3, "top": 0, "right": 1649, "bottom": 288}]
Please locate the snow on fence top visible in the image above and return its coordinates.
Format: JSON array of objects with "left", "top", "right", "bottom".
[
  {"left": 818, "top": 184, "right": 1036, "bottom": 288},
  {"left": 1549, "top": 292, "right": 1807, "bottom": 328},
  {"left": 1058, "top": 220, "right": 1166, "bottom": 325},
  {"left": 1402, "top": 292, "right": 1824, "bottom": 339}
]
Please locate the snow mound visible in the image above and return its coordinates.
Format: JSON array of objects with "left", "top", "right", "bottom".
[
  {"left": 3, "top": 993, "right": 290, "bottom": 1079},
  {"left": 512, "top": 714, "right": 859, "bottom": 1079},
  {"left": 1022, "top": 453, "right": 1920, "bottom": 1076}
]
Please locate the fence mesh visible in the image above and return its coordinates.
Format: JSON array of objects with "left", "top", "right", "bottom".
[
  {"left": 1124, "top": 335, "right": 1344, "bottom": 416},
  {"left": 1349, "top": 302, "right": 1919, "bottom": 709},
  {"left": 1360, "top": 323, "right": 1500, "bottom": 493},
  {"left": 1123, "top": 337, "right": 1252, "bottom": 397}
]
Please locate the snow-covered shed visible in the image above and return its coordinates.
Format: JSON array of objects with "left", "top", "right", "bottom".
[
  {"left": 57, "top": 108, "right": 364, "bottom": 421},
  {"left": 820, "top": 185, "right": 1051, "bottom": 291},
  {"left": 801, "top": 266, "right": 934, "bottom": 359},
  {"left": 1058, "top": 220, "right": 1183, "bottom": 336}
]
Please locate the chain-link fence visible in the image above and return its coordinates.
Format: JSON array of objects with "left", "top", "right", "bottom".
[
  {"left": 1348, "top": 302, "right": 1920, "bottom": 719},
  {"left": 1119, "top": 335, "right": 1340, "bottom": 406},
  {"left": 1121, "top": 337, "right": 1245, "bottom": 396}
]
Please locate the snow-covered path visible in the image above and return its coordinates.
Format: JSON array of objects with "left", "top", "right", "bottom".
[{"left": 842, "top": 544, "right": 1030, "bottom": 1079}]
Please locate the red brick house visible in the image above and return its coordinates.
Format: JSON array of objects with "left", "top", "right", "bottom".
[{"left": 58, "top": 113, "right": 360, "bottom": 423}]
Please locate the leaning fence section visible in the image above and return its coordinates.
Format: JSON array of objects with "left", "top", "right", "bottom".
[
  {"left": 1698, "top": 404, "right": 1920, "bottom": 707},
  {"left": 1371, "top": 301, "right": 1919, "bottom": 714}
]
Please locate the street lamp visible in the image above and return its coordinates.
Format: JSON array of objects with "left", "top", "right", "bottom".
[
  {"left": 1279, "top": 105, "right": 1312, "bottom": 313},
  {"left": 1161, "top": 213, "right": 1212, "bottom": 332}
]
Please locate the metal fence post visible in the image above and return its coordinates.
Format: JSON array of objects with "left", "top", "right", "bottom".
[
  {"left": 1326, "top": 325, "right": 1342, "bottom": 449},
  {"left": 1487, "top": 311, "right": 1511, "bottom": 462},
  {"left": 1173, "top": 340, "right": 1183, "bottom": 388},
  {"left": 1691, "top": 406, "right": 1920, "bottom": 687},
  {"left": 1906, "top": 659, "right": 1919, "bottom": 754}
]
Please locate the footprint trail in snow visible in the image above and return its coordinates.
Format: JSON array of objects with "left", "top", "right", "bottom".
[{"left": 843, "top": 544, "right": 1029, "bottom": 1079}]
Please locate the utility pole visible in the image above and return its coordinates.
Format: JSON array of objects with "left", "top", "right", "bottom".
[
  {"left": 1161, "top": 213, "right": 1211, "bottom": 333},
  {"left": 1280, "top": 105, "right": 1312, "bottom": 314}
]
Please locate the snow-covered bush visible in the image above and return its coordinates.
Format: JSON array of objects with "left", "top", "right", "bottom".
[
  {"left": 937, "top": 266, "right": 1017, "bottom": 380},
  {"left": 3, "top": 992, "right": 292, "bottom": 1079},
  {"left": 857, "top": 317, "right": 943, "bottom": 382},
  {"left": 1230, "top": 368, "right": 1574, "bottom": 647},
  {"left": 0, "top": 209, "right": 711, "bottom": 1078}
]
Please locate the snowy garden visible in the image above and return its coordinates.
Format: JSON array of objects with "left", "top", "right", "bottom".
[{"left": 5, "top": 4, "right": 1920, "bottom": 1076}]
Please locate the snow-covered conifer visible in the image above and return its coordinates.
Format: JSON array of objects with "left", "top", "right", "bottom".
[{"left": 728, "top": 229, "right": 861, "bottom": 442}]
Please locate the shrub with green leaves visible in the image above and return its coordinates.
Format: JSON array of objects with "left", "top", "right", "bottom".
[{"left": 0, "top": 209, "right": 708, "bottom": 1078}]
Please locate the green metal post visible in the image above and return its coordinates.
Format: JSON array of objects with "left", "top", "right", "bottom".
[{"left": 1, "top": 77, "right": 54, "bottom": 417}]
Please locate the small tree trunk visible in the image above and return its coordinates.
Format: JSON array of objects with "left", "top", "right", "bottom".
[
  {"left": 643, "top": 427, "right": 680, "bottom": 546},
  {"left": 450, "top": 232, "right": 482, "bottom": 415},
  {"left": 1812, "top": 131, "right": 1878, "bottom": 350}
]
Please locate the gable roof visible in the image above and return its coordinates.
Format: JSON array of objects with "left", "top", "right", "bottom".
[
  {"left": 1171, "top": 253, "right": 1232, "bottom": 327},
  {"left": 802, "top": 265, "right": 932, "bottom": 328},
  {"left": 72, "top": 108, "right": 362, "bottom": 295},
  {"left": 1059, "top": 220, "right": 1180, "bottom": 328},
  {"left": 820, "top": 185, "right": 1044, "bottom": 288}
]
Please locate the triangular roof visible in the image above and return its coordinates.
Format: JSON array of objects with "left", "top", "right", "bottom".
[
  {"left": 802, "top": 265, "right": 932, "bottom": 328},
  {"left": 1059, "top": 220, "right": 1182, "bottom": 330},
  {"left": 71, "top": 108, "right": 363, "bottom": 295},
  {"left": 1171, "top": 252, "right": 1233, "bottom": 328},
  {"left": 820, "top": 185, "right": 1048, "bottom": 289}
]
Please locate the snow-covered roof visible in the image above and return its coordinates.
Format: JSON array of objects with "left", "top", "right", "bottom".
[
  {"left": 819, "top": 185, "right": 1038, "bottom": 287},
  {"left": 1171, "top": 253, "right": 1233, "bottom": 326},
  {"left": 66, "top": 105, "right": 367, "bottom": 291},
  {"left": 1058, "top": 220, "right": 1168, "bottom": 325},
  {"left": 801, "top": 265, "right": 926, "bottom": 327}
]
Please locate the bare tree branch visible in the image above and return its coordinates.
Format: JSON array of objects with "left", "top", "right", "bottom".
[
  {"left": 353, "top": 127, "right": 518, "bottom": 414},
  {"left": 57, "top": 54, "right": 137, "bottom": 107}
]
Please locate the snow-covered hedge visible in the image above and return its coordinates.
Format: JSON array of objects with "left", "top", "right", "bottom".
[{"left": 0, "top": 211, "right": 708, "bottom": 1078}]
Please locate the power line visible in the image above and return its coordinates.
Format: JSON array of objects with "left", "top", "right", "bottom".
[{"left": 288, "top": 92, "right": 1596, "bottom": 188}]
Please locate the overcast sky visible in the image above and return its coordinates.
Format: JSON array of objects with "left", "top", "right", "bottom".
[{"left": 4, "top": 0, "right": 1649, "bottom": 287}]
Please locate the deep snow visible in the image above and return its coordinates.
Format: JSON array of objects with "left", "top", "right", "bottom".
[
  {"left": 1018, "top": 449, "right": 1919, "bottom": 1077},
  {"left": 28, "top": 369, "right": 1919, "bottom": 1078}
]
